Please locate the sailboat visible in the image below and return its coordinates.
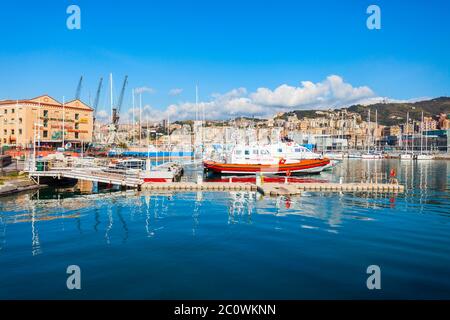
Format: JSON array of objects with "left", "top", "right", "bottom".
[
  {"left": 400, "top": 112, "right": 413, "bottom": 160},
  {"left": 362, "top": 109, "right": 383, "bottom": 159},
  {"left": 416, "top": 111, "right": 433, "bottom": 160}
]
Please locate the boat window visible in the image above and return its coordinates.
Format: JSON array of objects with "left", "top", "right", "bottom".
[
  {"left": 260, "top": 150, "right": 269, "bottom": 155},
  {"left": 253, "top": 150, "right": 259, "bottom": 155},
  {"left": 235, "top": 150, "right": 242, "bottom": 155},
  {"left": 278, "top": 148, "right": 283, "bottom": 153},
  {"left": 245, "top": 150, "right": 250, "bottom": 155},
  {"left": 295, "top": 148, "right": 301, "bottom": 152}
]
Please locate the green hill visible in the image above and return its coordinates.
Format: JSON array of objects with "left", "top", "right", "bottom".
[{"left": 281, "top": 97, "right": 450, "bottom": 126}]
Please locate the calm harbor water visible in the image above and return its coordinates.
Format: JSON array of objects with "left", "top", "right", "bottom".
[{"left": 0, "top": 159, "right": 449, "bottom": 299}]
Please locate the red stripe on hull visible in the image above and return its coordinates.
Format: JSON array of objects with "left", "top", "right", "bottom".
[
  {"left": 203, "top": 159, "right": 330, "bottom": 174},
  {"left": 143, "top": 178, "right": 172, "bottom": 183}
]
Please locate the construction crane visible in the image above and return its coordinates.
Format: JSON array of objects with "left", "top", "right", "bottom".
[
  {"left": 107, "top": 75, "right": 128, "bottom": 144},
  {"left": 91, "top": 77, "right": 104, "bottom": 143},
  {"left": 93, "top": 77, "right": 103, "bottom": 111},
  {"left": 75, "top": 76, "right": 83, "bottom": 100},
  {"left": 112, "top": 75, "right": 128, "bottom": 126}
]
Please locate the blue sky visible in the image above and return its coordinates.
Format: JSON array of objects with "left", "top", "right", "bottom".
[{"left": 0, "top": 0, "right": 449, "bottom": 120}]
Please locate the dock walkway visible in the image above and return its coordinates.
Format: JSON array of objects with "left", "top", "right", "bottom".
[
  {"left": 28, "top": 168, "right": 143, "bottom": 188},
  {"left": 257, "top": 182, "right": 404, "bottom": 196},
  {"left": 25, "top": 164, "right": 405, "bottom": 196},
  {"left": 142, "top": 181, "right": 404, "bottom": 196}
]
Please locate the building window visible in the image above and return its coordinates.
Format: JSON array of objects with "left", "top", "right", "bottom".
[
  {"left": 19, "top": 129, "right": 22, "bottom": 135},
  {"left": 11, "top": 129, "right": 14, "bottom": 135},
  {"left": 4, "top": 109, "right": 6, "bottom": 114},
  {"left": 43, "top": 110, "right": 48, "bottom": 117},
  {"left": 75, "top": 113, "right": 79, "bottom": 120},
  {"left": 12, "top": 109, "right": 15, "bottom": 114},
  {"left": 43, "top": 130, "right": 48, "bottom": 138},
  {"left": 19, "top": 118, "right": 22, "bottom": 124},
  {"left": 44, "top": 119, "right": 48, "bottom": 127},
  {"left": 3, "top": 129, "right": 6, "bottom": 135},
  {"left": 75, "top": 123, "right": 79, "bottom": 129},
  {"left": 75, "top": 132, "right": 79, "bottom": 139}
]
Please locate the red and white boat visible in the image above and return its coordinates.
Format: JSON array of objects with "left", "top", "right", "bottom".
[{"left": 204, "top": 145, "right": 330, "bottom": 175}]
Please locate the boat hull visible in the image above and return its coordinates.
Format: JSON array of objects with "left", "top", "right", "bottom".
[
  {"left": 416, "top": 155, "right": 433, "bottom": 160},
  {"left": 362, "top": 155, "right": 383, "bottom": 160},
  {"left": 203, "top": 159, "right": 330, "bottom": 175}
]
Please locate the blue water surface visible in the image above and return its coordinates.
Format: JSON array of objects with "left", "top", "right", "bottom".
[{"left": 0, "top": 160, "right": 449, "bottom": 299}]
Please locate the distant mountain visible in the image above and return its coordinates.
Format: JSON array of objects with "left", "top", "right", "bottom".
[{"left": 281, "top": 97, "right": 450, "bottom": 126}]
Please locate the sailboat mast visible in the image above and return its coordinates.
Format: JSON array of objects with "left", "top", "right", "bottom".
[
  {"left": 132, "top": 89, "right": 135, "bottom": 144},
  {"left": 421, "top": 111, "right": 424, "bottom": 155},
  {"left": 367, "top": 109, "right": 371, "bottom": 153},
  {"left": 375, "top": 109, "right": 378, "bottom": 151},
  {"left": 406, "top": 112, "right": 409, "bottom": 153},
  {"left": 110, "top": 73, "right": 113, "bottom": 123}
]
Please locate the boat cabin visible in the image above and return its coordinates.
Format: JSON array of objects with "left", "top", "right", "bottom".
[
  {"left": 228, "top": 145, "right": 275, "bottom": 164},
  {"left": 270, "top": 143, "right": 321, "bottom": 160}
]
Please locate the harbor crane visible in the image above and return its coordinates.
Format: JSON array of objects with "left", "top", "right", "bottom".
[
  {"left": 92, "top": 77, "right": 103, "bottom": 143},
  {"left": 93, "top": 77, "right": 103, "bottom": 112},
  {"left": 75, "top": 76, "right": 83, "bottom": 100},
  {"left": 107, "top": 75, "right": 128, "bottom": 144}
]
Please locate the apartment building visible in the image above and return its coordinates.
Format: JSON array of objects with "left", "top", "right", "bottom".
[{"left": 0, "top": 95, "right": 93, "bottom": 149}]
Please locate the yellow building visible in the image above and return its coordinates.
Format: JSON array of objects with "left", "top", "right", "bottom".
[{"left": 0, "top": 95, "right": 93, "bottom": 149}]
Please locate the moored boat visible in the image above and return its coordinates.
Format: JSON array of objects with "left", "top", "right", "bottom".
[
  {"left": 203, "top": 159, "right": 331, "bottom": 175},
  {"left": 362, "top": 152, "right": 383, "bottom": 160},
  {"left": 400, "top": 153, "right": 413, "bottom": 160},
  {"left": 203, "top": 145, "right": 330, "bottom": 175},
  {"left": 416, "top": 154, "right": 433, "bottom": 160}
]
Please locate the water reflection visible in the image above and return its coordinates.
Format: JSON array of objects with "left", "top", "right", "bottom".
[{"left": 0, "top": 159, "right": 448, "bottom": 256}]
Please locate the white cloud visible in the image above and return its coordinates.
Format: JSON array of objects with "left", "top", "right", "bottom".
[
  {"left": 160, "top": 75, "right": 377, "bottom": 121},
  {"left": 169, "top": 88, "right": 183, "bottom": 96},
  {"left": 134, "top": 86, "right": 155, "bottom": 94},
  {"left": 250, "top": 75, "right": 374, "bottom": 109},
  {"left": 102, "top": 75, "right": 390, "bottom": 123},
  {"left": 95, "top": 110, "right": 110, "bottom": 122},
  {"left": 356, "top": 96, "right": 431, "bottom": 106}
]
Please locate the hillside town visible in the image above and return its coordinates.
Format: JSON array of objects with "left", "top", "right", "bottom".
[
  {"left": 106, "top": 107, "right": 450, "bottom": 154},
  {"left": 1, "top": 94, "right": 449, "bottom": 156}
]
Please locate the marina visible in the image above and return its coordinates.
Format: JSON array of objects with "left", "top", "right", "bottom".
[
  {"left": 0, "top": 158, "right": 448, "bottom": 299},
  {"left": 0, "top": 0, "right": 450, "bottom": 303}
]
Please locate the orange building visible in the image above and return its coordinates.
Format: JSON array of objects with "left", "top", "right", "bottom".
[{"left": 0, "top": 95, "right": 93, "bottom": 149}]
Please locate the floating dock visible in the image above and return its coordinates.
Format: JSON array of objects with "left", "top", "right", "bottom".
[
  {"left": 142, "top": 182, "right": 404, "bottom": 196},
  {"left": 25, "top": 160, "right": 405, "bottom": 196},
  {"left": 257, "top": 182, "right": 405, "bottom": 196},
  {"left": 142, "top": 182, "right": 256, "bottom": 192}
]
